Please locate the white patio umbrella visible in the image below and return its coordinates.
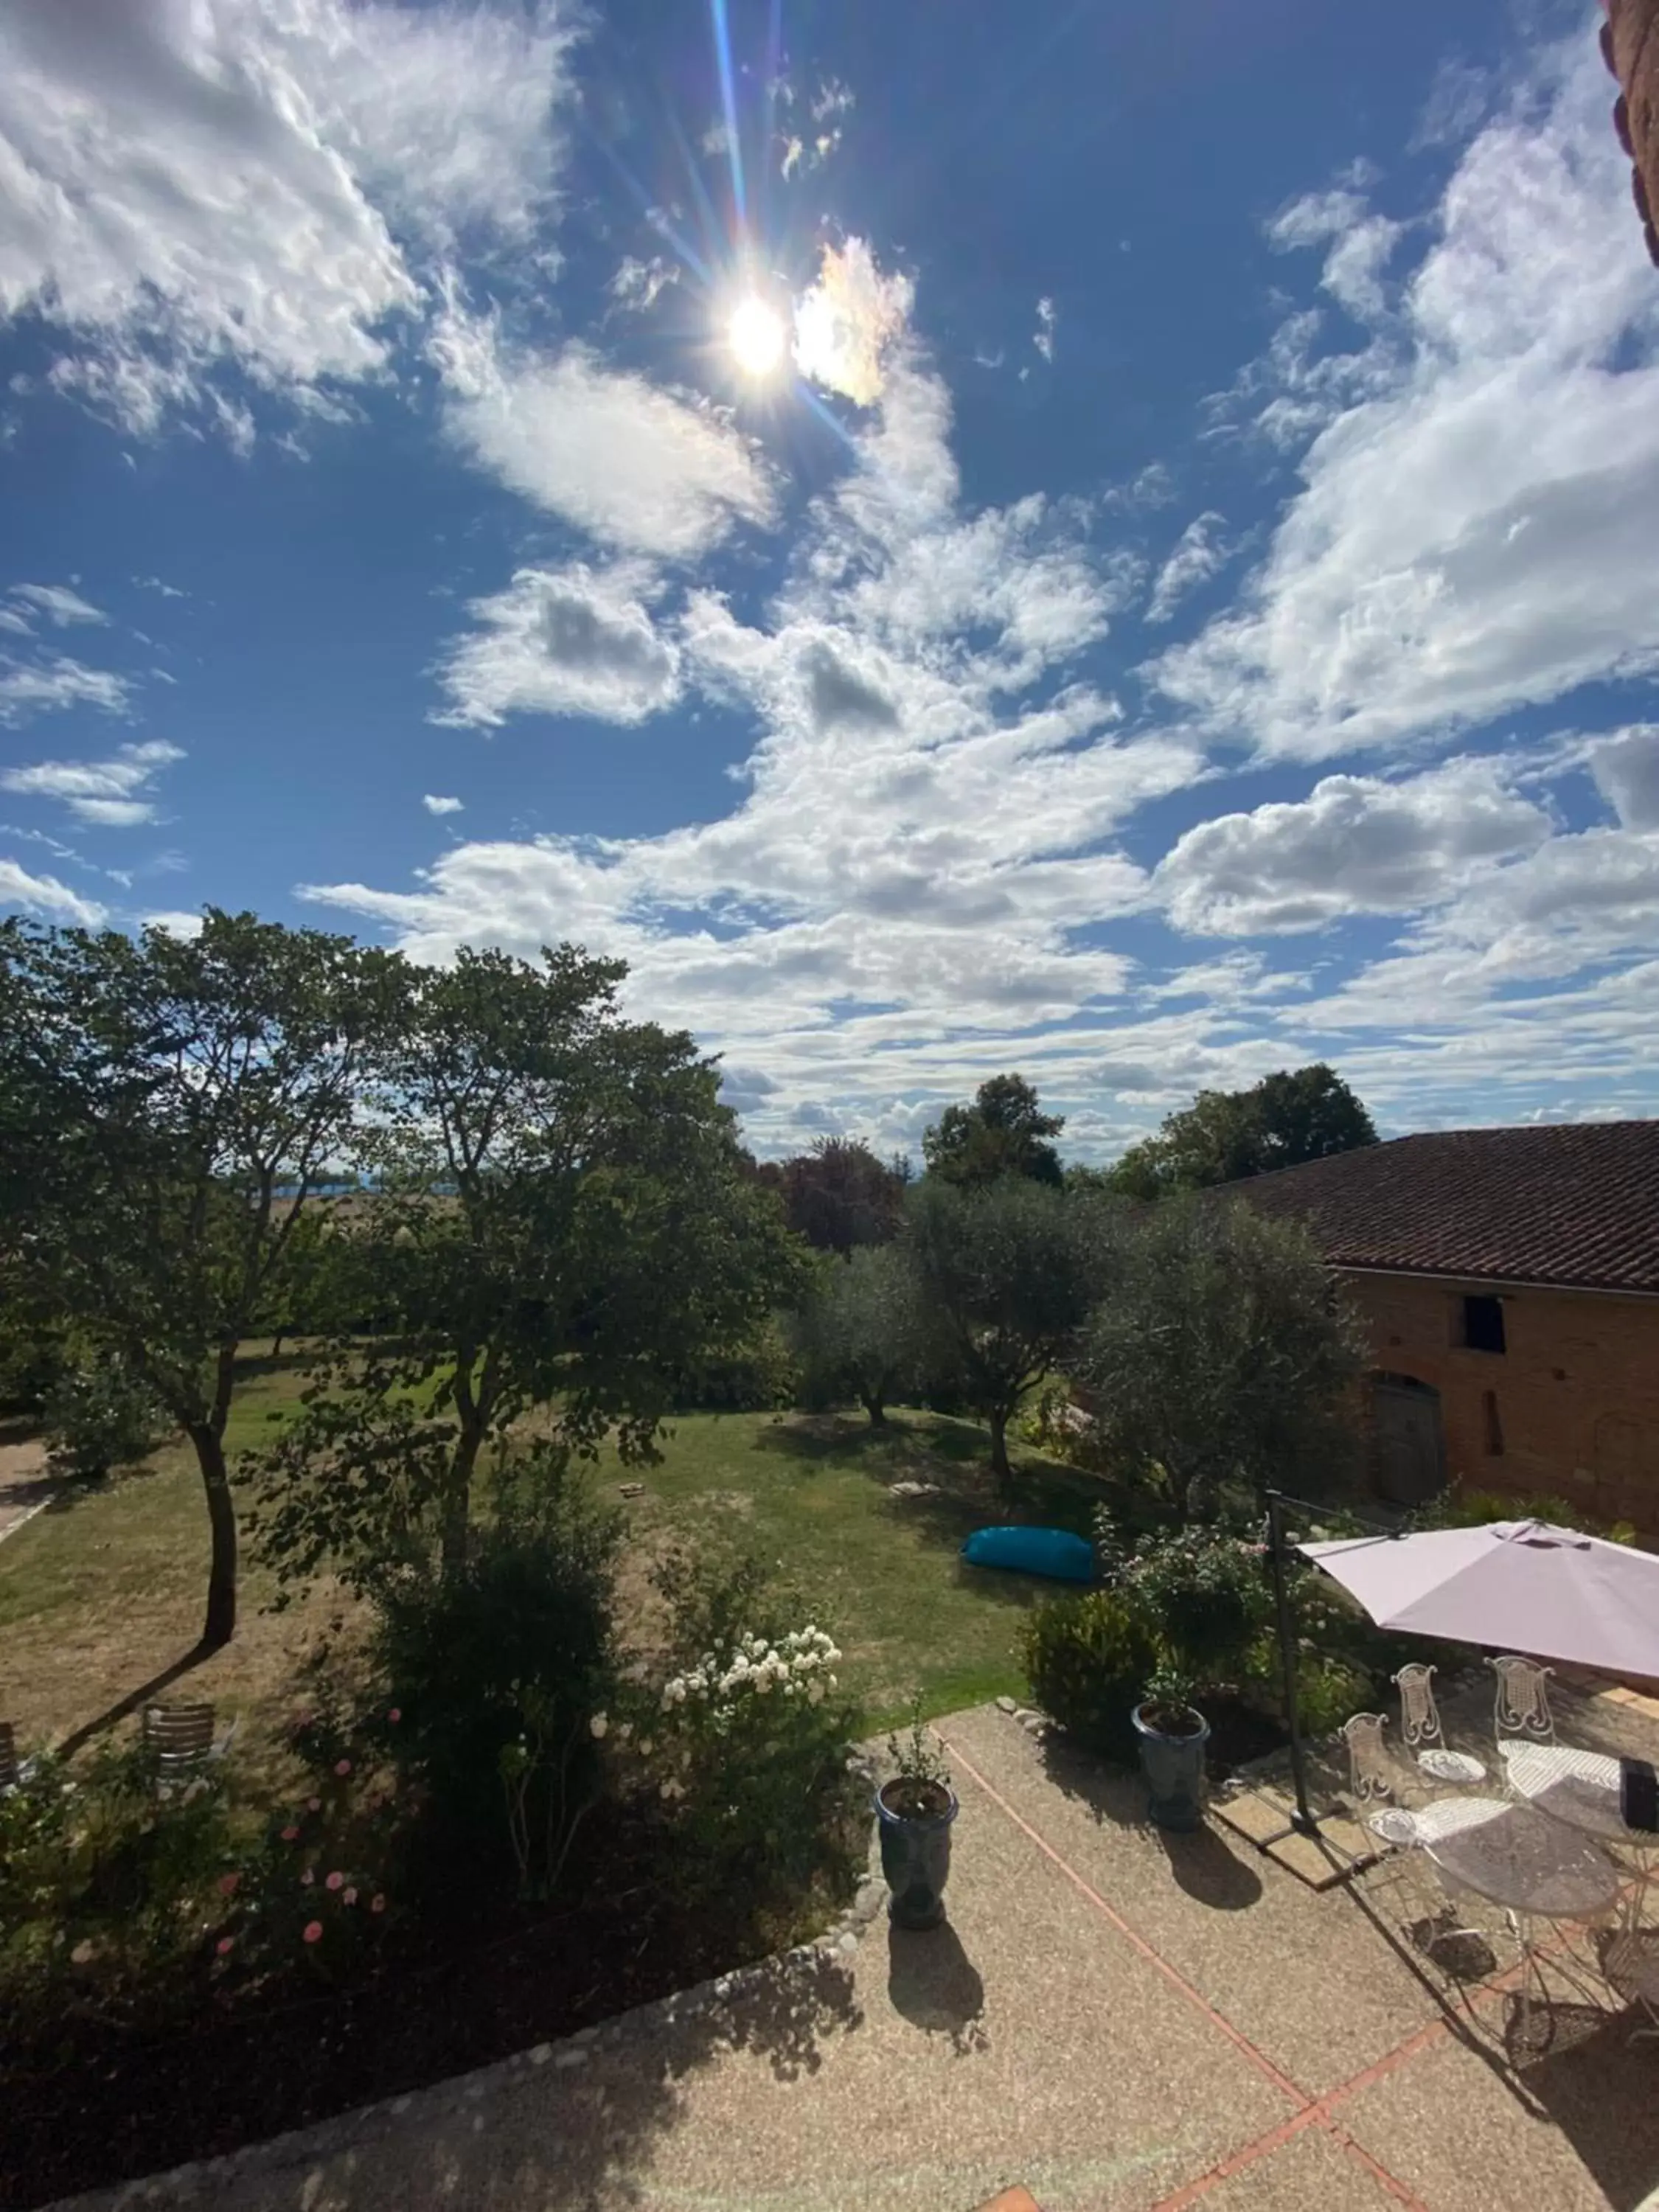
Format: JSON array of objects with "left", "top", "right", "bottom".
[{"left": 1296, "top": 1519, "right": 1659, "bottom": 1680}]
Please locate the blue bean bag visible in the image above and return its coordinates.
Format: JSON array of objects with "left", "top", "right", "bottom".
[{"left": 961, "top": 1525, "right": 1095, "bottom": 1584}]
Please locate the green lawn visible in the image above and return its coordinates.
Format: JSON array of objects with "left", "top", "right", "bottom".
[
  {"left": 0, "top": 1363, "right": 1110, "bottom": 1749},
  {"left": 612, "top": 1405, "right": 1109, "bottom": 1730}
]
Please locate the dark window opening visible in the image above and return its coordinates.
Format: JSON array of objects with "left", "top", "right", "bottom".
[
  {"left": 1463, "top": 1295, "right": 1506, "bottom": 1354},
  {"left": 1482, "top": 1389, "right": 1504, "bottom": 1456}
]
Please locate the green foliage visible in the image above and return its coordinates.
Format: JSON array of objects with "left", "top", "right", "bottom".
[
  {"left": 363, "top": 1449, "right": 621, "bottom": 1903},
  {"left": 922, "top": 1073, "right": 1065, "bottom": 1188},
  {"left": 247, "top": 943, "right": 803, "bottom": 1585},
  {"left": 790, "top": 1242, "right": 930, "bottom": 1422},
  {"left": 884, "top": 1694, "right": 953, "bottom": 1815},
  {"left": 902, "top": 1176, "right": 1101, "bottom": 1474},
  {"left": 41, "top": 1356, "right": 170, "bottom": 1483},
  {"left": 1018, "top": 1589, "right": 1161, "bottom": 1760},
  {"left": 1409, "top": 1482, "right": 1636, "bottom": 1545},
  {"left": 1105, "top": 1063, "right": 1376, "bottom": 1197},
  {"left": 662, "top": 1315, "right": 800, "bottom": 1411},
  {"left": 0, "top": 1739, "right": 240, "bottom": 2033},
  {"left": 625, "top": 1537, "right": 864, "bottom": 1917},
  {"left": 1100, "top": 1521, "right": 1273, "bottom": 1688},
  {"left": 1074, "top": 1195, "right": 1366, "bottom": 1517},
  {"left": 0, "top": 908, "right": 400, "bottom": 1645}
]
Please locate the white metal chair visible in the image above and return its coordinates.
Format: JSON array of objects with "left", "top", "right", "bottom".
[
  {"left": 142, "top": 1701, "right": 236, "bottom": 1793},
  {"left": 1342, "top": 1713, "right": 1420, "bottom": 1848},
  {"left": 0, "top": 1719, "right": 18, "bottom": 1793},
  {"left": 1490, "top": 1656, "right": 1555, "bottom": 1749},
  {"left": 1394, "top": 1663, "right": 1486, "bottom": 1787},
  {"left": 1604, "top": 1932, "right": 1659, "bottom": 2044}
]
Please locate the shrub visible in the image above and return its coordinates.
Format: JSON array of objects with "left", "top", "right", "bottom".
[
  {"left": 627, "top": 1537, "right": 864, "bottom": 1924},
  {"left": 1410, "top": 1483, "right": 1635, "bottom": 1546},
  {"left": 41, "top": 1357, "right": 169, "bottom": 1483},
  {"left": 664, "top": 1318, "right": 800, "bottom": 1411},
  {"left": 1099, "top": 1520, "right": 1273, "bottom": 1691},
  {"left": 1019, "top": 1590, "right": 1161, "bottom": 1761},
  {"left": 0, "top": 1739, "right": 237, "bottom": 2034},
  {"left": 366, "top": 1448, "right": 621, "bottom": 1905}
]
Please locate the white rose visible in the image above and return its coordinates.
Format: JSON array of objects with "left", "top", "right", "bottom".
[{"left": 589, "top": 1713, "right": 609, "bottom": 1739}]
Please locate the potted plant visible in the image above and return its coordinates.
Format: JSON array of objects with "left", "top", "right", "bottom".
[
  {"left": 875, "top": 1702, "right": 958, "bottom": 1929},
  {"left": 1131, "top": 1663, "right": 1211, "bottom": 1832}
]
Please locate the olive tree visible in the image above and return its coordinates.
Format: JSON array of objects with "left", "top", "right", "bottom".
[
  {"left": 902, "top": 1177, "right": 1100, "bottom": 1477},
  {"left": 792, "top": 1242, "right": 928, "bottom": 1425},
  {"left": 0, "top": 911, "right": 397, "bottom": 1647},
  {"left": 1073, "top": 1194, "right": 1366, "bottom": 1518}
]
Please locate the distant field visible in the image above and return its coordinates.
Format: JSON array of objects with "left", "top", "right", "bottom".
[{"left": 0, "top": 1360, "right": 1109, "bottom": 1757}]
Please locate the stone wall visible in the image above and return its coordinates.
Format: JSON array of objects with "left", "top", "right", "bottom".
[{"left": 1341, "top": 1270, "right": 1659, "bottom": 1540}]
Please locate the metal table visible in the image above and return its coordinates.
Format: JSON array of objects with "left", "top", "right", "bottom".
[
  {"left": 1502, "top": 1741, "right": 1658, "bottom": 1927},
  {"left": 1421, "top": 1798, "right": 1622, "bottom": 2035}
]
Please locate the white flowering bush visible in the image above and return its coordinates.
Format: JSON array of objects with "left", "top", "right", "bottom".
[{"left": 611, "top": 1557, "right": 863, "bottom": 1923}]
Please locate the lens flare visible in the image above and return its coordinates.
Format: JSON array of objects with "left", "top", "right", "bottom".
[{"left": 728, "top": 295, "right": 787, "bottom": 378}]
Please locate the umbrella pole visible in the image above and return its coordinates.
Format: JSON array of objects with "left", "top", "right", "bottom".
[{"left": 1266, "top": 1489, "right": 1319, "bottom": 1837}]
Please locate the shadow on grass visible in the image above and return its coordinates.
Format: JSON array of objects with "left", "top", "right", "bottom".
[{"left": 56, "top": 1642, "right": 214, "bottom": 1760}]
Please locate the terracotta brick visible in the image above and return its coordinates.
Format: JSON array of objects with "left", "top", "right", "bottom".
[{"left": 1339, "top": 1274, "right": 1659, "bottom": 1543}]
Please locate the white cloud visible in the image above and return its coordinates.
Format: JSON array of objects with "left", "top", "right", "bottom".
[
  {"left": 1269, "top": 187, "right": 1404, "bottom": 321},
  {"left": 0, "top": 1, "right": 577, "bottom": 437},
  {"left": 1159, "top": 39, "right": 1659, "bottom": 757},
  {"left": 793, "top": 239, "right": 914, "bottom": 407},
  {"left": 1033, "top": 297, "right": 1057, "bottom": 364},
  {"left": 608, "top": 256, "right": 678, "bottom": 314},
  {"left": 1, "top": 738, "right": 183, "bottom": 824},
  {"left": 422, "top": 793, "right": 465, "bottom": 816},
  {"left": 9, "top": 582, "right": 107, "bottom": 627},
  {"left": 1144, "top": 513, "right": 1231, "bottom": 625},
  {"left": 1589, "top": 725, "right": 1659, "bottom": 832},
  {"left": 0, "top": 655, "right": 133, "bottom": 725},
  {"left": 1155, "top": 758, "right": 1552, "bottom": 935},
  {"left": 436, "top": 564, "right": 680, "bottom": 728},
  {"left": 434, "top": 305, "right": 773, "bottom": 560},
  {"left": 0, "top": 856, "right": 106, "bottom": 927},
  {"left": 142, "top": 909, "right": 205, "bottom": 939}
]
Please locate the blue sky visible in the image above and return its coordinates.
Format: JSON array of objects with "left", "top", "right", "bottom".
[{"left": 2, "top": 0, "right": 1658, "bottom": 1163}]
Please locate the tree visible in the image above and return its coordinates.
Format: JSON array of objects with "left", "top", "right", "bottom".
[
  {"left": 792, "top": 1243, "right": 928, "bottom": 1425},
  {"left": 1073, "top": 1195, "right": 1366, "bottom": 1519},
  {"left": 0, "top": 911, "right": 397, "bottom": 1647},
  {"left": 1105, "top": 1064, "right": 1376, "bottom": 1197},
  {"left": 249, "top": 944, "right": 802, "bottom": 1586},
  {"left": 922, "top": 1074, "right": 1065, "bottom": 1188},
  {"left": 902, "top": 1178, "right": 1099, "bottom": 1477},
  {"left": 776, "top": 1137, "right": 906, "bottom": 1253}
]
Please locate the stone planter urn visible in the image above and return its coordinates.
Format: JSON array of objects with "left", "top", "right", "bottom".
[
  {"left": 875, "top": 1776, "right": 959, "bottom": 1929},
  {"left": 1132, "top": 1700, "right": 1211, "bottom": 1832}
]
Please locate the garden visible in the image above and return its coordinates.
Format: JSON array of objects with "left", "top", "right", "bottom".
[{"left": 0, "top": 911, "right": 1489, "bottom": 2206}]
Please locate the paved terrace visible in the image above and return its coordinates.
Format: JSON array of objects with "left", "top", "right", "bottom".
[{"left": 56, "top": 1686, "right": 1659, "bottom": 2212}]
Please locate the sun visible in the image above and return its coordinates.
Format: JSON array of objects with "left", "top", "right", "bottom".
[{"left": 728, "top": 293, "right": 787, "bottom": 379}]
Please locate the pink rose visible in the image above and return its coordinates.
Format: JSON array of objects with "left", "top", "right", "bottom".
[
  {"left": 325, "top": 1871, "right": 344, "bottom": 1892},
  {"left": 334, "top": 1759, "right": 352, "bottom": 1778},
  {"left": 302, "top": 1868, "right": 315, "bottom": 1886},
  {"left": 303, "top": 1921, "right": 323, "bottom": 1944},
  {"left": 217, "top": 1872, "right": 240, "bottom": 1896},
  {"left": 280, "top": 1825, "right": 299, "bottom": 1843},
  {"left": 370, "top": 1893, "right": 386, "bottom": 1914},
  {"left": 343, "top": 1886, "right": 358, "bottom": 1905},
  {"left": 387, "top": 1708, "right": 401, "bottom": 1724},
  {"left": 216, "top": 1936, "right": 234, "bottom": 1957},
  {"left": 307, "top": 1797, "right": 321, "bottom": 1812}
]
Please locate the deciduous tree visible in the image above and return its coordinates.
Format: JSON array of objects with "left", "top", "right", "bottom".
[
  {"left": 1105, "top": 1064, "right": 1375, "bottom": 1197},
  {"left": 922, "top": 1074, "right": 1064, "bottom": 1188}
]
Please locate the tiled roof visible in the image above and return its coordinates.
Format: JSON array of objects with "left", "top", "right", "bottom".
[{"left": 1226, "top": 1122, "right": 1659, "bottom": 1296}]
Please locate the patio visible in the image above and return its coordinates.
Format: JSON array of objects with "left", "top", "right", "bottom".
[{"left": 52, "top": 1683, "right": 1659, "bottom": 2212}]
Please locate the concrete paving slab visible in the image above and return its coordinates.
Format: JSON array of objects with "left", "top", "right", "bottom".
[
  {"left": 1189, "top": 2126, "right": 1406, "bottom": 2211},
  {"left": 937, "top": 1706, "right": 1471, "bottom": 2098},
  {"left": 1336, "top": 2009, "right": 1659, "bottom": 2212},
  {"left": 1210, "top": 1792, "right": 1300, "bottom": 1848},
  {"left": 54, "top": 1741, "right": 1290, "bottom": 2212}
]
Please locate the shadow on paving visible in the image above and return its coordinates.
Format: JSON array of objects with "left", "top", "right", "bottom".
[
  {"left": 884, "top": 1919, "right": 988, "bottom": 2055},
  {"left": 1514, "top": 2003, "right": 1659, "bottom": 2211},
  {"left": 10, "top": 1950, "right": 866, "bottom": 2212}
]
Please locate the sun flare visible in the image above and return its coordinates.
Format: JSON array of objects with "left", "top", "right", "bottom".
[{"left": 728, "top": 294, "right": 787, "bottom": 378}]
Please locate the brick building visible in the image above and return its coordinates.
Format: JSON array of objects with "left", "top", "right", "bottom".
[{"left": 1228, "top": 1123, "right": 1659, "bottom": 1540}]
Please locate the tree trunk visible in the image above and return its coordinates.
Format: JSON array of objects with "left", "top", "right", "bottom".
[
  {"left": 987, "top": 1407, "right": 1011, "bottom": 1480},
  {"left": 441, "top": 1422, "right": 484, "bottom": 1574},
  {"left": 271, "top": 1332, "right": 285, "bottom": 1360},
  {"left": 860, "top": 1390, "right": 888, "bottom": 1427},
  {"left": 189, "top": 1424, "right": 238, "bottom": 1650}
]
